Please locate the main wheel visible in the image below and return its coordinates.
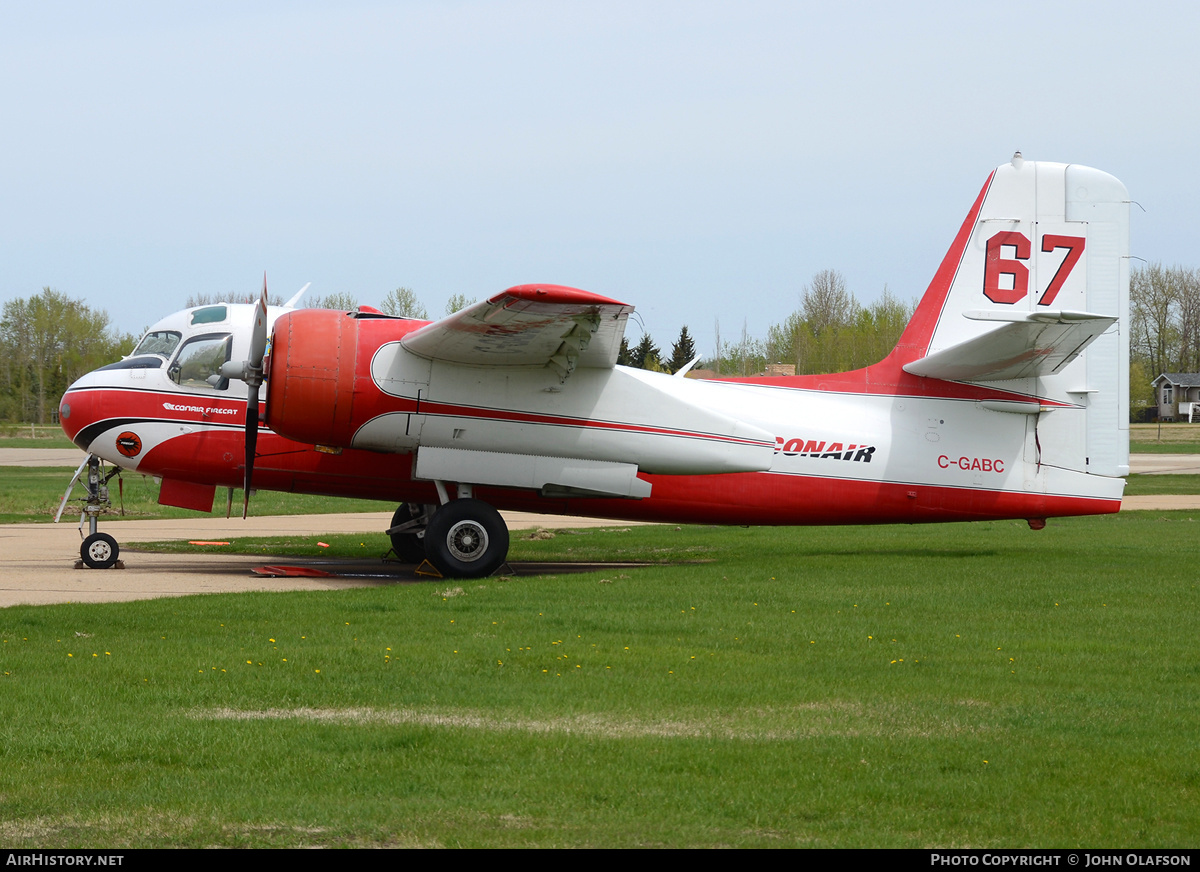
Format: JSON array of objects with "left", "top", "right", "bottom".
[
  {"left": 388, "top": 504, "right": 429, "bottom": 563},
  {"left": 81, "top": 532, "right": 119, "bottom": 569},
  {"left": 424, "top": 499, "right": 509, "bottom": 578}
]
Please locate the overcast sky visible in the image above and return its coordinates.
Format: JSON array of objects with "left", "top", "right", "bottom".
[{"left": 1, "top": 1, "right": 1194, "bottom": 353}]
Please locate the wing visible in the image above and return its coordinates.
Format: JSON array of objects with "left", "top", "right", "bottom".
[
  {"left": 902, "top": 309, "right": 1117, "bottom": 381},
  {"left": 401, "top": 284, "right": 633, "bottom": 380}
]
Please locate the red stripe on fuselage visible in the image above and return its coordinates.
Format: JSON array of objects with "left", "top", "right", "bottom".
[
  {"left": 411, "top": 398, "right": 775, "bottom": 447},
  {"left": 475, "top": 470, "right": 1119, "bottom": 526}
]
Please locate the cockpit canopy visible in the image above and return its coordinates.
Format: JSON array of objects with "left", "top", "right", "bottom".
[{"left": 128, "top": 304, "right": 247, "bottom": 394}]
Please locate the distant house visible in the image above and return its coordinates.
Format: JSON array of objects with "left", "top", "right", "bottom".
[{"left": 1152, "top": 373, "right": 1200, "bottom": 421}]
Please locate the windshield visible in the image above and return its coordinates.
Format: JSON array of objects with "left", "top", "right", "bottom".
[
  {"left": 168, "top": 333, "right": 233, "bottom": 390},
  {"left": 133, "top": 330, "right": 181, "bottom": 358}
]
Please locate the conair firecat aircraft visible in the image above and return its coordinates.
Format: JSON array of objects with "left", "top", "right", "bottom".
[{"left": 59, "top": 155, "right": 1130, "bottom": 577}]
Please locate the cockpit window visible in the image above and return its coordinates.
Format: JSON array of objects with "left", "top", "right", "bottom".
[
  {"left": 133, "top": 330, "right": 181, "bottom": 357},
  {"left": 168, "top": 333, "right": 233, "bottom": 390},
  {"left": 190, "top": 306, "right": 228, "bottom": 326}
]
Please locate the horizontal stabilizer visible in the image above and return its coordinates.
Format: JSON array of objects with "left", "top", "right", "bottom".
[
  {"left": 402, "top": 285, "right": 633, "bottom": 378},
  {"left": 903, "top": 310, "right": 1116, "bottom": 381}
]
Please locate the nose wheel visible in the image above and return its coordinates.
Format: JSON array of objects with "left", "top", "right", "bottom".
[{"left": 81, "top": 532, "right": 120, "bottom": 570}]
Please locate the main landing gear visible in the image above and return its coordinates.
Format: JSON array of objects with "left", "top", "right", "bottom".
[
  {"left": 387, "top": 494, "right": 511, "bottom": 579},
  {"left": 387, "top": 502, "right": 432, "bottom": 563},
  {"left": 56, "top": 455, "right": 124, "bottom": 569}
]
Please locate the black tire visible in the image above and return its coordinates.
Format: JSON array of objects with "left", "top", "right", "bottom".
[
  {"left": 424, "top": 499, "right": 509, "bottom": 578},
  {"left": 81, "top": 532, "right": 119, "bottom": 570},
  {"left": 388, "top": 504, "right": 428, "bottom": 563}
]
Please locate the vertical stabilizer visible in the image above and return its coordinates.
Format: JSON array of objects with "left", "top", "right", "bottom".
[{"left": 894, "top": 156, "right": 1130, "bottom": 478}]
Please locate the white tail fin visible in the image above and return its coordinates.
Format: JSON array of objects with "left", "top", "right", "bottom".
[{"left": 892, "top": 156, "right": 1130, "bottom": 478}]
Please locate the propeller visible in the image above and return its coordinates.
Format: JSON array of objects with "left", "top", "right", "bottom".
[{"left": 220, "top": 276, "right": 270, "bottom": 518}]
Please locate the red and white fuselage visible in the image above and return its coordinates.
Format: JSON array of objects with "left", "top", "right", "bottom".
[{"left": 60, "top": 157, "right": 1130, "bottom": 547}]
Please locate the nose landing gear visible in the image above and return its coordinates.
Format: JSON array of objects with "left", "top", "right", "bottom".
[{"left": 57, "top": 455, "right": 125, "bottom": 569}]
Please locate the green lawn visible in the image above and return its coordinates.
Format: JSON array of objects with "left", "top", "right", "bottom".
[
  {"left": 0, "top": 465, "right": 395, "bottom": 525},
  {"left": 1130, "top": 422, "right": 1200, "bottom": 453},
  {"left": 1, "top": 513, "right": 1198, "bottom": 847}
]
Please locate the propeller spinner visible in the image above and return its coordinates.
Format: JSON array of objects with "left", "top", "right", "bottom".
[{"left": 219, "top": 278, "right": 270, "bottom": 518}]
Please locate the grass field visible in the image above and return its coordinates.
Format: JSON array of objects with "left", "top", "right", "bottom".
[
  {"left": 1130, "top": 422, "right": 1200, "bottom": 454},
  {"left": 0, "top": 465, "right": 395, "bottom": 525},
  {"left": 1, "top": 513, "right": 1198, "bottom": 847},
  {"left": 0, "top": 424, "right": 76, "bottom": 449}
]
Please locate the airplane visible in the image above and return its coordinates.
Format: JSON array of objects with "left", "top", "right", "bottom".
[{"left": 57, "top": 154, "right": 1130, "bottom": 577}]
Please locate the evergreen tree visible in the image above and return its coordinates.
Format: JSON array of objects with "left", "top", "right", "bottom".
[
  {"left": 630, "top": 334, "right": 661, "bottom": 370},
  {"left": 668, "top": 325, "right": 698, "bottom": 373},
  {"left": 617, "top": 337, "right": 632, "bottom": 366}
]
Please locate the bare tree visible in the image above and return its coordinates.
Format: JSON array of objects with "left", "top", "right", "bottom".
[
  {"left": 307, "top": 292, "right": 360, "bottom": 311},
  {"left": 801, "top": 269, "right": 856, "bottom": 335},
  {"left": 444, "top": 294, "right": 477, "bottom": 316},
  {"left": 381, "top": 287, "right": 428, "bottom": 319},
  {"left": 1131, "top": 264, "right": 1184, "bottom": 377},
  {"left": 186, "top": 289, "right": 283, "bottom": 307}
]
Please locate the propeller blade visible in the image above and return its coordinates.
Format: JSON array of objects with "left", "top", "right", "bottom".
[
  {"left": 249, "top": 276, "right": 269, "bottom": 367},
  {"left": 216, "top": 276, "right": 272, "bottom": 519},
  {"left": 243, "top": 382, "right": 260, "bottom": 519}
]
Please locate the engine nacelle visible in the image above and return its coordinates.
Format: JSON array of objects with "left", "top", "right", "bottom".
[{"left": 264, "top": 309, "right": 361, "bottom": 447}]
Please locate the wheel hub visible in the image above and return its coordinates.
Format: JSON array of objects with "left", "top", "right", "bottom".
[
  {"left": 87, "top": 540, "right": 112, "bottom": 561},
  {"left": 446, "top": 520, "right": 488, "bottom": 562}
]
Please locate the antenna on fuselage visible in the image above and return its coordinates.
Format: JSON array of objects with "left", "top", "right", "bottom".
[{"left": 282, "top": 282, "right": 311, "bottom": 309}]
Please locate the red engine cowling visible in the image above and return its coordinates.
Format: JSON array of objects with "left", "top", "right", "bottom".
[{"left": 265, "top": 309, "right": 361, "bottom": 447}]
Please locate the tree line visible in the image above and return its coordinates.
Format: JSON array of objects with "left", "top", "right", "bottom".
[
  {"left": 0, "top": 276, "right": 921, "bottom": 425},
  {"left": 0, "top": 289, "right": 135, "bottom": 424},
  {"left": 1129, "top": 263, "right": 1200, "bottom": 411},
  {"left": 1, "top": 265, "right": 1184, "bottom": 423}
]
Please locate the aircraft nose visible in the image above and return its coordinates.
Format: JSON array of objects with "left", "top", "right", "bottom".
[{"left": 59, "top": 375, "right": 103, "bottom": 450}]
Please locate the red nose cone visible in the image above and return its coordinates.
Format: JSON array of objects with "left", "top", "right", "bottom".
[{"left": 59, "top": 386, "right": 96, "bottom": 449}]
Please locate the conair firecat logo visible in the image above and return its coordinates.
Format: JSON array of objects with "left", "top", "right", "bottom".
[
  {"left": 775, "top": 437, "right": 875, "bottom": 463},
  {"left": 115, "top": 431, "right": 143, "bottom": 458}
]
